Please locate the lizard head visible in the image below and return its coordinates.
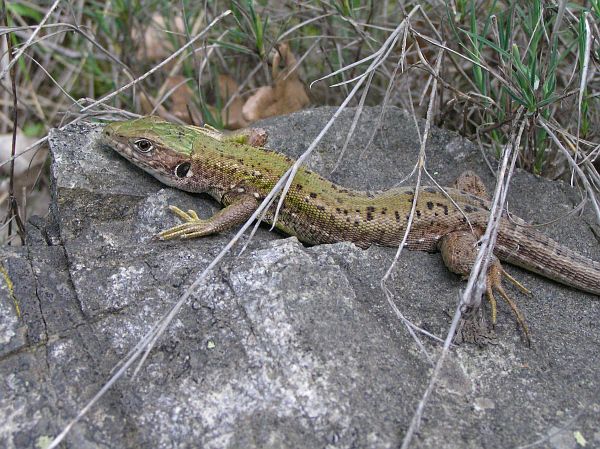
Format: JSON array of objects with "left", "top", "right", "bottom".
[{"left": 102, "top": 116, "right": 208, "bottom": 192}]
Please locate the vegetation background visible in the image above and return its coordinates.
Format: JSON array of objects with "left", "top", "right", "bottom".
[{"left": 1, "top": 0, "right": 599, "bottom": 244}]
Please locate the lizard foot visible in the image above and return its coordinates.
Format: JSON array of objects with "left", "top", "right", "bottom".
[
  {"left": 157, "top": 194, "right": 258, "bottom": 241},
  {"left": 439, "top": 230, "right": 532, "bottom": 345},
  {"left": 156, "top": 205, "right": 210, "bottom": 240},
  {"left": 486, "top": 259, "right": 532, "bottom": 345}
]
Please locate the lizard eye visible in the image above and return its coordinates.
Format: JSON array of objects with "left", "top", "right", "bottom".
[
  {"left": 133, "top": 138, "right": 153, "bottom": 153},
  {"left": 175, "top": 162, "right": 191, "bottom": 178}
]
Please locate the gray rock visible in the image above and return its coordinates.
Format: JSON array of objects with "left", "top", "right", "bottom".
[{"left": 1, "top": 107, "right": 599, "bottom": 449}]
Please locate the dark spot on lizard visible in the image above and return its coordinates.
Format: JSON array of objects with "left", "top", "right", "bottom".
[
  {"left": 464, "top": 205, "right": 477, "bottom": 213},
  {"left": 336, "top": 208, "right": 342, "bottom": 213},
  {"left": 395, "top": 211, "right": 400, "bottom": 221},
  {"left": 424, "top": 187, "right": 436, "bottom": 193},
  {"left": 310, "top": 192, "right": 318, "bottom": 198},
  {"left": 354, "top": 220, "right": 360, "bottom": 226},
  {"left": 343, "top": 209, "right": 348, "bottom": 215},
  {"left": 426, "top": 201, "right": 434, "bottom": 210},
  {"left": 316, "top": 205, "right": 325, "bottom": 211},
  {"left": 416, "top": 210, "right": 421, "bottom": 217},
  {"left": 305, "top": 170, "right": 313, "bottom": 175},
  {"left": 355, "top": 209, "right": 360, "bottom": 213},
  {"left": 296, "top": 184, "right": 303, "bottom": 191},
  {"left": 436, "top": 203, "right": 449, "bottom": 215},
  {"left": 366, "top": 206, "right": 376, "bottom": 212},
  {"left": 366, "top": 212, "right": 373, "bottom": 221},
  {"left": 381, "top": 209, "right": 386, "bottom": 215}
]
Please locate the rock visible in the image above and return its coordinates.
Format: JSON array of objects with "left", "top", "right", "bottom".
[{"left": 1, "top": 107, "right": 599, "bottom": 448}]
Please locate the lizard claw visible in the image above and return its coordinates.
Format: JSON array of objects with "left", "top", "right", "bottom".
[
  {"left": 486, "top": 259, "right": 532, "bottom": 346},
  {"left": 156, "top": 205, "right": 209, "bottom": 240}
]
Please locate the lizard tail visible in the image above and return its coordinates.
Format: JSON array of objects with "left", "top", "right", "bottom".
[{"left": 495, "top": 220, "right": 600, "bottom": 296}]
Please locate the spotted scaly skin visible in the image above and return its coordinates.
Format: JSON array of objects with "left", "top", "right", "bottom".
[{"left": 101, "top": 116, "right": 600, "bottom": 339}]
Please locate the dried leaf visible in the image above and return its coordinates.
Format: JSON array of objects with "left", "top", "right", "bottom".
[
  {"left": 0, "top": 131, "right": 44, "bottom": 177},
  {"left": 139, "top": 76, "right": 201, "bottom": 124},
  {"left": 242, "top": 43, "right": 310, "bottom": 123},
  {"left": 164, "top": 75, "right": 200, "bottom": 123},
  {"left": 134, "top": 13, "right": 185, "bottom": 62},
  {"left": 216, "top": 74, "right": 248, "bottom": 129}
]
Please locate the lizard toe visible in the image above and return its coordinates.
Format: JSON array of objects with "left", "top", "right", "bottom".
[{"left": 486, "top": 260, "right": 531, "bottom": 346}]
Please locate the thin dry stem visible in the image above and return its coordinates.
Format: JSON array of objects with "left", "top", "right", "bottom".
[
  {"left": 400, "top": 107, "right": 526, "bottom": 449},
  {"left": 0, "top": 0, "right": 61, "bottom": 80},
  {"left": 540, "top": 119, "right": 600, "bottom": 223}
]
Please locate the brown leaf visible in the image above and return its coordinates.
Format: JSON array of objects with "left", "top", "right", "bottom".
[
  {"left": 0, "top": 132, "right": 44, "bottom": 177},
  {"left": 242, "top": 43, "right": 310, "bottom": 123},
  {"left": 138, "top": 76, "right": 201, "bottom": 124},
  {"left": 140, "top": 74, "right": 248, "bottom": 128},
  {"left": 165, "top": 76, "right": 201, "bottom": 123},
  {"left": 134, "top": 14, "right": 185, "bottom": 62},
  {"left": 216, "top": 74, "right": 248, "bottom": 129}
]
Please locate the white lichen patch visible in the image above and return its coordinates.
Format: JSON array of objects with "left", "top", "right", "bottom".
[
  {"left": 0, "top": 389, "right": 31, "bottom": 449},
  {"left": 107, "top": 265, "right": 146, "bottom": 296},
  {"left": 0, "top": 302, "right": 18, "bottom": 346}
]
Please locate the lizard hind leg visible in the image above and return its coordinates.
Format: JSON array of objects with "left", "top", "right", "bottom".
[
  {"left": 452, "top": 170, "right": 488, "bottom": 198},
  {"left": 486, "top": 260, "right": 532, "bottom": 345},
  {"left": 438, "top": 231, "right": 532, "bottom": 344}
]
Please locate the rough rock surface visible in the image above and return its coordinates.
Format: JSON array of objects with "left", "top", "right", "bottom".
[{"left": 1, "top": 107, "right": 599, "bottom": 449}]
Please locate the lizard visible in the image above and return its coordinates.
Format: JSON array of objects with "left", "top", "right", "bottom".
[{"left": 101, "top": 116, "right": 600, "bottom": 342}]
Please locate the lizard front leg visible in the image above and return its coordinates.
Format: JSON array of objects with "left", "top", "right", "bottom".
[{"left": 158, "top": 192, "right": 259, "bottom": 240}]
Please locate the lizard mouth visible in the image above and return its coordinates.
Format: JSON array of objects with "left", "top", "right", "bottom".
[{"left": 102, "top": 135, "right": 131, "bottom": 158}]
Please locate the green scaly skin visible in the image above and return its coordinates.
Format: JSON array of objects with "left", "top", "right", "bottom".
[{"left": 101, "top": 116, "right": 600, "bottom": 308}]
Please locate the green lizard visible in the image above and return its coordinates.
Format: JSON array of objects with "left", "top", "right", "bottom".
[{"left": 101, "top": 116, "right": 600, "bottom": 340}]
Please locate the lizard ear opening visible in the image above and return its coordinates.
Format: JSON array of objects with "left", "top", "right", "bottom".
[{"left": 175, "top": 162, "right": 191, "bottom": 178}]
